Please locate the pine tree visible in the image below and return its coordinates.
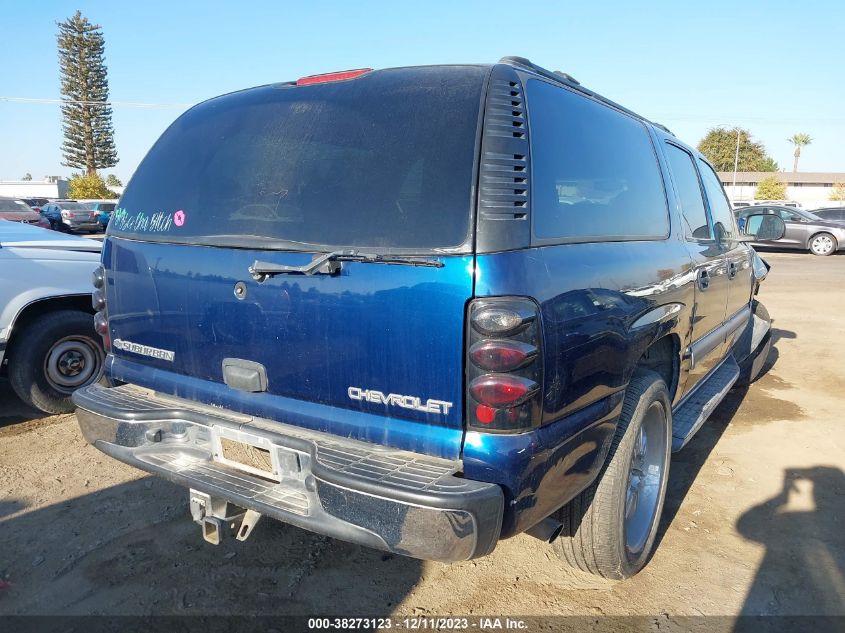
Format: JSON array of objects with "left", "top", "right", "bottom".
[{"left": 57, "top": 11, "right": 117, "bottom": 175}]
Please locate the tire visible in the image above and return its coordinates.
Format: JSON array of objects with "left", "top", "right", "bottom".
[
  {"left": 7, "top": 310, "right": 105, "bottom": 414},
  {"left": 553, "top": 369, "right": 672, "bottom": 579},
  {"left": 809, "top": 232, "right": 837, "bottom": 256},
  {"left": 734, "top": 300, "right": 772, "bottom": 387}
]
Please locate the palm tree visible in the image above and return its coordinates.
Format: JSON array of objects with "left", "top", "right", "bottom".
[{"left": 787, "top": 133, "right": 812, "bottom": 172}]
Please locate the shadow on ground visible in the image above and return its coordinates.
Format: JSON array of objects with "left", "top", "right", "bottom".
[
  {"left": 656, "top": 332, "right": 844, "bottom": 617},
  {"left": 0, "top": 475, "right": 423, "bottom": 616},
  {"left": 656, "top": 334, "right": 789, "bottom": 548},
  {"left": 0, "top": 379, "right": 43, "bottom": 428},
  {"left": 737, "top": 465, "right": 845, "bottom": 616}
]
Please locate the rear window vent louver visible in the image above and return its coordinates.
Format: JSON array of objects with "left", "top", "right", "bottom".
[{"left": 478, "top": 67, "right": 530, "bottom": 229}]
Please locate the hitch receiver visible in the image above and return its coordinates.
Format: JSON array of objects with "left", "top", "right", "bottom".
[{"left": 189, "top": 489, "right": 262, "bottom": 545}]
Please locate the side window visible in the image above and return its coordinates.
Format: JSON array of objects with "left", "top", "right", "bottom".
[
  {"left": 664, "top": 144, "right": 710, "bottom": 240},
  {"left": 773, "top": 208, "right": 795, "bottom": 221},
  {"left": 527, "top": 79, "right": 669, "bottom": 241},
  {"left": 698, "top": 159, "right": 736, "bottom": 240}
]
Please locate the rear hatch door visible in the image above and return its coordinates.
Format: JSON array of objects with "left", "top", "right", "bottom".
[{"left": 103, "top": 66, "right": 488, "bottom": 459}]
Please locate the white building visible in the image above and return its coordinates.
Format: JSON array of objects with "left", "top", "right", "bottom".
[
  {"left": 718, "top": 172, "right": 845, "bottom": 209},
  {"left": 0, "top": 177, "right": 69, "bottom": 199}
]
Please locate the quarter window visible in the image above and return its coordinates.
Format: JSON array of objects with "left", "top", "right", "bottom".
[
  {"left": 527, "top": 79, "right": 669, "bottom": 241},
  {"left": 698, "top": 160, "right": 736, "bottom": 240},
  {"left": 664, "top": 144, "right": 710, "bottom": 240}
]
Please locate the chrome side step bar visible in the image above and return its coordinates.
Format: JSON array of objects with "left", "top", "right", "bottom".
[{"left": 671, "top": 355, "right": 740, "bottom": 452}]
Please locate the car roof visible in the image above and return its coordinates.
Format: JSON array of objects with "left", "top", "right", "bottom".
[{"left": 219, "top": 58, "right": 675, "bottom": 140}]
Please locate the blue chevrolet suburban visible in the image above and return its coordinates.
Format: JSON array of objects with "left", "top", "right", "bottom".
[{"left": 73, "top": 58, "right": 783, "bottom": 579}]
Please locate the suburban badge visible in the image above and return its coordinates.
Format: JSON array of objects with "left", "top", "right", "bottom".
[{"left": 112, "top": 338, "right": 175, "bottom": 362}]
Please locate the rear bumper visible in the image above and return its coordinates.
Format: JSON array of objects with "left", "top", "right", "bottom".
[
  {"left": 72, "top": 384, "right": 503, "bottom": 562},
  {"left": 62, "top": 219, "right": 100, "bottom": 231}
]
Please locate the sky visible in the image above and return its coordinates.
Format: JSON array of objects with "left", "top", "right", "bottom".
[{"left": 2, "top": 0, "right": 843, "bottom": 183}]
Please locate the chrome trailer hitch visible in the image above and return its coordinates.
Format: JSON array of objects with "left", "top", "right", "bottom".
[{"left": 189, "top": 489, "right": 263, "bottom": 545}]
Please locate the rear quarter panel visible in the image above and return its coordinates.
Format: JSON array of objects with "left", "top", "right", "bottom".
[{"left": 464, "top": 240, "right": 694, "bottom": 536}]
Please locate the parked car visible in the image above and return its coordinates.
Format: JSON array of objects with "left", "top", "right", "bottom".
[
  {"left": 82, "top": 200, "right": 118, "bottom": 230},
  {"left": 20, "top": 197, "right": 50, "bottom": 213},
  {"left": 811, "top": 206, "right": 845, "bottom": 223},
  {"left": 40, "top": 200, "right": 101, "bottom": 233},
  {"left": 750, "top": 200, "right": 802, "bottom": 209},
  {"left": 735, "top": 205, "right": 845, "bottom": 256},
  {"left": 0, "top": 197, "right": 51, "bottom": 229},
  {"left": 72, "top": 57, "right": 782, "bottom": 580},
  {"left": 0, "top": 222, "right": 106, "bottom": 413}
]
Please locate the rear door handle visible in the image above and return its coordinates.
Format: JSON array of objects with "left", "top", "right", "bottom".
[
  {"left": 728, "top": 261, "right": 738, "bottom": 279},
  {"left": 697, "top": 268, "right": 710, "bottom": 291}
]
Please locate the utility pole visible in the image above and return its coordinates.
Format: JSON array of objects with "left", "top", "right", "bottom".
[{"left": 732, "top": 127, "right": 741, "bottom": 189}]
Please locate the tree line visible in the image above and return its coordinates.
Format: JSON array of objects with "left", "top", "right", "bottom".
[{"left": 697, "top": 127, "right": 844, "bottom": 202}]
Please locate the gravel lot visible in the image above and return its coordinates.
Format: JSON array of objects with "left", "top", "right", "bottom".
[{"left": 1, "top": 251, "right": 843, "bottom": 618}]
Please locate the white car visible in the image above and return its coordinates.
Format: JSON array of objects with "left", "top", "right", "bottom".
[{"left": 0, "top": 222, "right": 105, "bottom": 413}]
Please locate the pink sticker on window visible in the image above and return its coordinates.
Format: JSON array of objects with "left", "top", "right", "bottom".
[{"left": 173, "top": 209, "right": 186, "bottom": 227}]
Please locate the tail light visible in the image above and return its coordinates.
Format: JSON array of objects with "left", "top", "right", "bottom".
[
  {"left": 92, "top": 264, "right": 110, "bottom": 350},
  {"left": 296, "top": 68, "right": 372, "bottom": 86},
  {"left": 469, "top": 340, "right": 537, "bottom": 371},
  {"left": 466, "top": 298, "right": 542, "bottom": 432}
]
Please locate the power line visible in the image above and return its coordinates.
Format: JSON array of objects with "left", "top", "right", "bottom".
[{"left": 0, "top": 96, "right": 192, "bottom": 109}]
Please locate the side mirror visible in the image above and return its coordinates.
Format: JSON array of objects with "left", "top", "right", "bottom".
[{"left": 743, "top": 214, "right": 786, "bottom": 241}]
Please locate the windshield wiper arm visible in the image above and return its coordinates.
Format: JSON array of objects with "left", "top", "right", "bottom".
[{"left": 248, "top": 250, "right": 444, "bottom": 280}]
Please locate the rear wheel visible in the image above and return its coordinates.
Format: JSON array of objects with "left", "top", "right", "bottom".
[
  {"left": 809, "top": 232, "right": 836, "bottom": 256},
  {"left": 8, "top": 310, "right": 105, "bottom": 414},
  {"left": 553, "top": 370, "right": 671, "bottom": 579}
]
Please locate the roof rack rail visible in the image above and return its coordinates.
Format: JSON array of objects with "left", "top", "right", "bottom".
[{"left": 498, "top": 56, "right": 674, "bottom": 136}]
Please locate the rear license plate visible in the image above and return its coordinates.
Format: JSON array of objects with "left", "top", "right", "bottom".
[{"left": 219, "top": 437, "right": 274, "bottom": 474}]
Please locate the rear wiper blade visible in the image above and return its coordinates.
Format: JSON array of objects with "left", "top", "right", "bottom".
[{"left": 248, "top": 250, "right": 444, "bottom": 280}]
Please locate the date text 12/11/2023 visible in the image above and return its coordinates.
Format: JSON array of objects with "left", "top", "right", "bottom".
[{"left": 307, "top": 617, "right": 529, "bottom": 630}]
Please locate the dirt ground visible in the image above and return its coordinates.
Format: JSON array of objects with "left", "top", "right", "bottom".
[{"left": 1, "top": 251, "right": 843, "bottom": 619}]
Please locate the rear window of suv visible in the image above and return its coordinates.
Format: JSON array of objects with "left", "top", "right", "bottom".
[
  {"left": 527, "top": 79, "right": 669, "bottom": 242},
  {"left": 113, "top": 66, "right": 487, "bottom": 251}
]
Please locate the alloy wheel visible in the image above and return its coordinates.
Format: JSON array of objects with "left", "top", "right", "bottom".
[{"left": 624, "top": 401, "right": 668, "bottom": 558}]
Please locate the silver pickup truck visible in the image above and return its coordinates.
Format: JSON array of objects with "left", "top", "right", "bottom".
[{"left": 0, "top": 222, "right": 105, "bottom": 413}]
